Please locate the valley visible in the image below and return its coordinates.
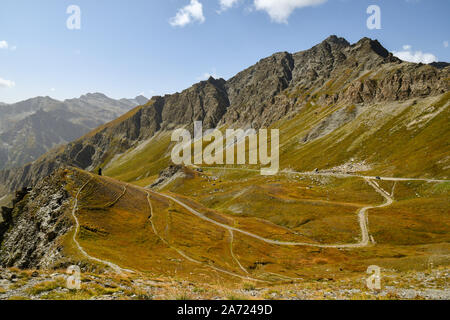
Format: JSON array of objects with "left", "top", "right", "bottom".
[{"left": 0, "top": 35, "right": 448, "bottom": 300}]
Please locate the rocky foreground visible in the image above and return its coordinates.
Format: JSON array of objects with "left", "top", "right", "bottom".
[{"left": 0, "top": 267, "right": 448, "bottom": 300}]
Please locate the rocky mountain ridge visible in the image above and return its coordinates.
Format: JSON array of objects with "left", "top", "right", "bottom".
[
  {"left": 0, "top": 36, "right": 448, "bottom": 194},
  {"left": 0, "top": 170, "right": 73, "bottom": 269}
]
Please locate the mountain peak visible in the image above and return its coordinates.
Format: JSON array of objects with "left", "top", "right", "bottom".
[
  {"left": 429, "top": 62, "right": 450, "bottom": 69},
  {"left": 78, "top": 92, "right": 111, "bottom": 101},
  {"left": 133, "top": 95, "right": 149, "bottom": 105},
  {"left": 322, "top": 35, "right": 350, "bottom": 47},
  {"left": 353, "top": 37, "right": 393, "bottom": 59}
]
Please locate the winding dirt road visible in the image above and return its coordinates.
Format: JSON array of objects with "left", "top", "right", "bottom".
[
  {"left": 71, "top": 175, "right": 264, "bottom": 280},
  {"left": 69, "top": 167, "right": 442, "bottom": 279},
  {"left": 103, "top": 185, "right": 127, "bottom": 208},
  {"left": 149, "top": 176, "right": 394, "bottom": 249},
  {"left": 228, "top": 229, "right": 249, "bottom": 274},
  {"left": 71, "top": 178, "right": 133, "bottom": 274},
  {"left": 145, "top": 191, "right": 266, "bottom": 282},
  {"left": 199, "top": 166, "right": 450, "bottom": 183}
]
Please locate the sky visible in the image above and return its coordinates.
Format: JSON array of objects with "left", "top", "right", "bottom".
[{"left": 0, "top": 0, "right": 449, "bottom": 104}]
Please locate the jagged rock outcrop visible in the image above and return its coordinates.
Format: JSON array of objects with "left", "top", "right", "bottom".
[
  {"left": 0, "top": 36, "right": 448, "bottom": 194},
  {"left": 149, "top": 165, "right": 185, "bottom": 189},
  {"left": 220, "top": 51, "right": 295, "bottom": 127},
  {"left": 161, "top": 77, "right": 229, "bottom": 130},
  {"left": 0, "top": 207, "right": 13, "bottom": 242},
  {"left": 0, "top": 187, "right": 31, "bottom": 245},
  {"left": 0, "top": 171, "right": 73, "bottom": 269},
  {"left": 342, "top": 63, "right": 448, "bottom": 104}
]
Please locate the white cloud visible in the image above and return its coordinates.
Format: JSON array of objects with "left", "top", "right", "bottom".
[
  {"left": 0, "top": 77, "right": 15, "bottom": 88},
  {"left": 0, "top": 41, "right": 17, "bottom": 51},
  {"left": 444, "top": 41, "right": 449, "bottom": 48},
  {"left": 254, "top": 0, "right": 327, "bottom": 23},
  {"left": 170, "top": 0, "right": 205, "bottom": 27},
  {"left": 50, "top": 88, "right": 56, "bottom": 92},
  {"left": 219, "top": 0, "right": 240, "bottom": 11},
  {"left": 393, "top": 45, "right": 438, "bottom": 64}
]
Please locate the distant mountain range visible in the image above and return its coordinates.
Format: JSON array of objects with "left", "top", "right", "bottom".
[{"left": 0, "top": 93, "right": 148, "bottom": 170}]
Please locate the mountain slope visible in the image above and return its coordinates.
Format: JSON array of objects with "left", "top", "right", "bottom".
[
  {"left": 0, "top": 94, "right": 148, "bottom": 170},
  {"left": 0, "top": 36, "right": 448, "bottom": 194},
  {"left": 0, "top": 97, "right": 64, "bottom": 133},
  {"left": 0, "top": 110, "right": 87, "bottom": 170}
]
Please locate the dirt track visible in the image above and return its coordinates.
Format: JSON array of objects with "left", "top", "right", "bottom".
[
  {"left": 150, "top": 176, "right": 393, "bottom": 249},
  {"left": 68, "top": 169, "right": 437, "bottom": 280},
  {"left": 71, "top": 176, "right": 133, "bottom": 274}
]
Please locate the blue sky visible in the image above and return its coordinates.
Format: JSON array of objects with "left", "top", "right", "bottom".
[{"left": 0, "top": 0, "right": 449, "bottom": 103}]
